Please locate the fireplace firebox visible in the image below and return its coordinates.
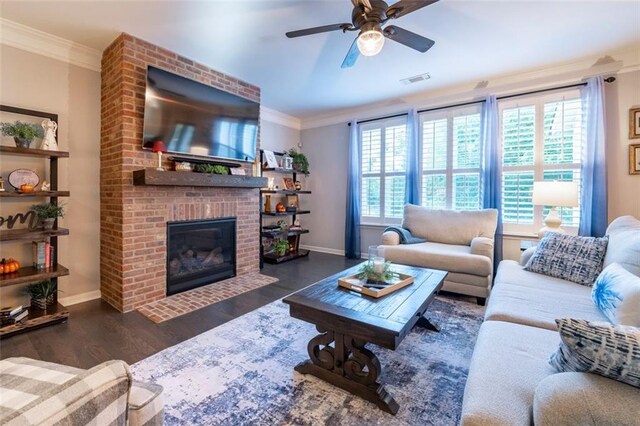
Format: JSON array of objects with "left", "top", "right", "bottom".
[{"left": 166, "top": 218, "right": 236, "bottom": 295}]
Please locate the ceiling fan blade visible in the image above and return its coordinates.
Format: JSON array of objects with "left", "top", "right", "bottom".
[
  {"left": 383, "top": 25, "right": 435, "bottom": 52},
  {"left": 286, "top": 23, "right": 352, "bottom": 38},
  {"left": 341, "top": 38, "right": 360, "bottom": 68},
  {"left": 387, "top": 0, "right": 439, "bottom": 19}
]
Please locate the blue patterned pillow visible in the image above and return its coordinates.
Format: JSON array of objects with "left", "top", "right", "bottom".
[
  {"left": 550, "top": 318, "right": 640, "bottom": 388},
  {"left": 524, "top": 233, "right": 608, "bottom": 286},
  {"left": 592, "top": 263, "right": 640, "bottom": 326}
]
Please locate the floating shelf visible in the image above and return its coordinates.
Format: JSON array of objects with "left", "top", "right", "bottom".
[
  {"left": 262, "top": 167, "right": 309, "bottom": 176},
  {"left": 0, "top": 191, "right": 70, "bottom": 198},
  {"left": 261, "top": 229, "right": 309, "bottom": 238},
  {"left": 133, "top": 169, "right": 267, "bottom": 188},
  {"left": 0, "top": 303, "right": 69, "bottom": 339},
  {"left": 0, "top": 264, "right": 70, "bottom": 288},
  {"left": 260, "top": 189, "right": 312, "bottom": 194},
  {"left": 0, "top": 227, "right": 69, "bottom": 242},
  {"left": 261, "top": 210, "right": 310, "bottom": 217},
  {"left": 0, "top": 146, "right": 69, "bottom": 158},
  {"left": 263, "top": 249, "right": 310, "bottom": 264}
]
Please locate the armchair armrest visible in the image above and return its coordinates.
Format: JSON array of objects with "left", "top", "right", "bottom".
[
  {"left": 470, "top": 236, "right": 494, "bottom": 260},
  {"left": 520, "top": 246, "right": 536, "bottom": 266},
  {"left": 381, "top": 231, "right": 401, "bottom": 246}
]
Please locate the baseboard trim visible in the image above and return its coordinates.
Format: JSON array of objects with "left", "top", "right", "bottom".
[
  {"left": 299, "top": 244, "right": 345, "bottom": 257},
  {"left": 59, "top": 290, "right": 101, "bottom": 307}
]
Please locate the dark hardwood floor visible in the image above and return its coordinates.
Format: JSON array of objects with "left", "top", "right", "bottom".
[{"left": 0, "top": 252, "right": 360, "bottom": 369}]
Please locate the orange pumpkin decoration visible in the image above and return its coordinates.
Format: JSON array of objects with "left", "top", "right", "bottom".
[
  {"left": 275, "top": 203, "right": 286, "bottom": 213},
  {"left": 20, "top": 184, "right": 35, "bottom": 193},
  {"left": 1, "top": 258, "right": 20, "bottom": 274}
]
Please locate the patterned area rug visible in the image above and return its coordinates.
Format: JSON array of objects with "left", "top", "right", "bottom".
[
  {"left": 137, "top": 273, "right": 279, "bottom": 323},
  {"left": 132, "top": 295, "right": 485, "bottom": 425}
]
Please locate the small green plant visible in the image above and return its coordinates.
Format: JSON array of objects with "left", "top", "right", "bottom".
[
  {"left": 31, "top": 202, "right": 64, "bottom": 219},
  {"left": 194, "top": 164, "right": 229, "bottom": 175},
  {"left": 358, "top": 261, "right": 398, "bottom": 284},
  {"left": 0, "top": 121, "right": 43, "bottom": 140},
  {"left": 288, "top": 148, "right": 310, "bottom": 176},
  {"left": 25, "top": 280, "right": 59, "bottom": 299},
  {"left": 275, "top": 240, "right": 289, "bottom": 256}
]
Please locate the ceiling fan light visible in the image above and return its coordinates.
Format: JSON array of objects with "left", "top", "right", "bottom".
[{"left": 357, "top": 29, "right": 385, "bottom": 56}]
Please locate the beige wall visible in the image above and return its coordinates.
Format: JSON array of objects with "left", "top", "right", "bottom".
[
  {"left": 0, "top": 45, "right": 101, "bottom": 306},
  {"left": 605, "top": 70, "right": 640, "bottom": 220},
  {"left": 260, "top": 119, "right": 300, "bottom": 153}
]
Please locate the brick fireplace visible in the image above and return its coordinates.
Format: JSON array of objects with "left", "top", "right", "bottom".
[{"left": 100, "top": 33, "right": 261, "bottom": 312}]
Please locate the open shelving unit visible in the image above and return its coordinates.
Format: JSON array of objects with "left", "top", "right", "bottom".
[
  {"left": 0, "top": 105, "right": 70, "bottom": 339},
  {"left": 259, "top": 150, "right": 311, "bottom": 266}
]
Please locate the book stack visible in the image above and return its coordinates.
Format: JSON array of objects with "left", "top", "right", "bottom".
[
  {"left": 0, "top": 306, "right": 28, "bottom": 326},
  {"left": 32, "top": 241, "right": 55, "bottom": 269}
]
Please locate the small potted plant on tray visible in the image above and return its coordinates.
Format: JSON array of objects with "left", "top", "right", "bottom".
[
  {"left": 358, "top": 261, "right": 399, "bottom": 285},
  {"left": 25, "top": 279, "right": 59, "bottom": 311},
  {"left": 287, "top": 148, "right": 310, "bottom": 176},
  {"left": 31, "top": 202, "right": 64, "bottom": 230},
  {"left": 0, "top": 120, "right": 44, "bottom": 148},
  {"left": 275, "top": 240, "right": 289, "bottom": 257}
]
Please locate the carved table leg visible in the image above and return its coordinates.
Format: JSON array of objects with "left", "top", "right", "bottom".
[{"left": 294, "top": 326, "right": 399, "bottom": 414}]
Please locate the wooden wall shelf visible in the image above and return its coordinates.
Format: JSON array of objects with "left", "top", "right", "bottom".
[
  {"left": 0, "top": 264, "right": 70, "bottom": 288},
  {"left": 0, "top": 146, "right": 69, "bottom": 158},
  {"left": 0, "top": 228, "right": 69, "bottom": 242},
  {"left": 0, "top": 191, "right": 70, "bottom": 198},
  {"left": 261, "top": 210, "right": 310, "bottom": 217},
  {"left": 0, "top": 303, "right": 69, "bottom": 339},
  {"left": 133, "top": 169, "right": 267, "bottom": 188}
]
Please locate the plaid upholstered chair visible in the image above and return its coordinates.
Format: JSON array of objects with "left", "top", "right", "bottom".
[{"left": 0, "top": 357, "right": 163, "bottom": 425}]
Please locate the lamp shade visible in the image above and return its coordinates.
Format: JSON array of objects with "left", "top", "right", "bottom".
[
  {"left": 532, "top": 181, "right": 579, "bottom": 207},
  {"left": 152, "top": 140, "right": 167, "bottom": 153}
]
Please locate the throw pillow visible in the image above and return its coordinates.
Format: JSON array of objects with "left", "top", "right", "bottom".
[
  {"left": 524, "top": 233, "right": 608, "bottom": 286},
  {"left": 592, "top": 263, "right": 640, "bottom": 326},
  {"left": 549, "top": 318, "right": 640, "bottom": 388}
]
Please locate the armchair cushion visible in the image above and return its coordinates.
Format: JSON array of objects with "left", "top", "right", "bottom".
[{"left": 470, "top": 237, "right": 494, "bottom": 260}]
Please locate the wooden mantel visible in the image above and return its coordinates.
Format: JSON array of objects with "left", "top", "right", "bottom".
[{"left": 133, "top": 169, "right": 268, "bottom": 188}]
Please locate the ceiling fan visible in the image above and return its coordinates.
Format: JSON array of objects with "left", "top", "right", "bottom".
[{"left": 286, "top": 0, "right": 439, "bottom": 68}]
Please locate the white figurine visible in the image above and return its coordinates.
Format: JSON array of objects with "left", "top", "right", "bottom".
[
  {"left": 40, "top": 181, "right": 50, "bottom": 191},
  {"left": 41, "top": 119, "right": 59, "bottom": 151}
]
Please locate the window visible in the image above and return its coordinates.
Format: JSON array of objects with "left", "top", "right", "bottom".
[
  {"left": 499, "top": 91, "right": 582, "bottom": 234},
  {"left": 360, "top": 117, "right": 407, "bottom": 224},
  {"left": 420, "top": 105, "right": 482, "bottom": 211}
]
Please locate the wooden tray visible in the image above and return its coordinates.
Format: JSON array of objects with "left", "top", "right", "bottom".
[{"left": 338, "top": 272, "right": 414, "bottom": 298}]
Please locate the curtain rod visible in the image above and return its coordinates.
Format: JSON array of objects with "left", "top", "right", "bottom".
[{"left": 347, "top": 77, "right": 616, "bottom": 126}]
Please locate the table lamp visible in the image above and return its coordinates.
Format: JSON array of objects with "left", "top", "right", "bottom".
[
  {"left": 532, "top": 181, "right": 579, "bottom": 237},
  {"left": 152, "top": 140, "right": 167, "bottom": 171}
]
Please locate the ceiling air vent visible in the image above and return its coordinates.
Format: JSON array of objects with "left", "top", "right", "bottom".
[{"left": 400, "top": 73, "right": 431, "bottom": 85}]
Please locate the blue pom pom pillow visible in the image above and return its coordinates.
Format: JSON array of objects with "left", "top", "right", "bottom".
[{"left": 592, "top": 263, "right": 640, "bottom": 327}]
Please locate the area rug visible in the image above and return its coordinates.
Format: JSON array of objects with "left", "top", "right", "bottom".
[
  {"left": 137, "top": 273, "right": 279, "bottom": 323},
  {"left": 132, "top": 295, "right": 485, "bottom": 425}
]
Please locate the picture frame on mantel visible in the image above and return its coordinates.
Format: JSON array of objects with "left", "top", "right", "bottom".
[
  {"left": 630, "top": 107, "right": 640, "bottom": 139},
  {"left": 630, "top": 143, "right": 640, "bottom": 175}
]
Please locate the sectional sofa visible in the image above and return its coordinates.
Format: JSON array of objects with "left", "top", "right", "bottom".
[{"left": 461, "top": 216, "right": 640, "bottom": 425}]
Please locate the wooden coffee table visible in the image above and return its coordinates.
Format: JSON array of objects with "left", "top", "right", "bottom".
[{"left": 283, "top": 263, "right": 447, "bottom": 414}]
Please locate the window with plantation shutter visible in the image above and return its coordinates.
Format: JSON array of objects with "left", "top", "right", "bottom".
[
  {"left": 360, "top": 117, "right": 407, "bottom": 224},
  {"left": 499, "top": 90, "right": 582, "bottom": 234},
  {"left": 419, "top": 104, "right": 482, "bottom": 211}
]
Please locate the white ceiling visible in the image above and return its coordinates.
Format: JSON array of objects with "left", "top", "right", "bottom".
[{"left": 1, "top": 0, "right": 639, "bottom": 119}]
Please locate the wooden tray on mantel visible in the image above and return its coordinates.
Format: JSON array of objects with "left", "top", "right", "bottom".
[{"left": 338, "top": 272, "right": 414, "bottom": 298}]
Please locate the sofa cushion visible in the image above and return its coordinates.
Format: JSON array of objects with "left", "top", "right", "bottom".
[
  {"left": 524, "top": 233, "right": 608, "bottom": 286},
  {"left": 550, "top": 319, "right": 640, "bottom": 389},
  {"left": 461, "top": 321, "right": 558, "bottom": 426},
  {"left": 382, "top": 241, "right": 493, "bottom": 277},
  {"left": 592, "top": 263, "right": 640, "bottom": 326},
  {"left": 401, "top": 204, "right": 498, "bottom": 246},
  {"left": 534, "top": 372, "right": 640, "bottom": 426},
  {"left": 604, "top": 215, "right": 640, "bottom": 277},
  {"left": 486, "top": 261, "right": 607, "bottom": 330}
]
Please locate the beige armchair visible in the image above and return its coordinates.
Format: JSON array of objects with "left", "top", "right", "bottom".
[{"left": 380, "top": 204, "right": 498, "bottom": 305}]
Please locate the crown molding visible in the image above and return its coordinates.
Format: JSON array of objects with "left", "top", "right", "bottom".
[
  {"left": 300, "top": 45, "right": 640, "bottom": 130},
  {"left": 260, "top": 106, "right": 301, "bottom": 130},
  {"left": 0, "top": 18, "right": 102, "bottom": 72}
]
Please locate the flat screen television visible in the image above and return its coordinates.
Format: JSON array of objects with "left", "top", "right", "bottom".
[{"left": 142, "top": 66, "right": 259, "bottom": 162}]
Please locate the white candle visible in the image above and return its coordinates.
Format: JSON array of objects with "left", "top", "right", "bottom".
[{"left": 373, "top": 257, "right": 385, "bottom": 274}]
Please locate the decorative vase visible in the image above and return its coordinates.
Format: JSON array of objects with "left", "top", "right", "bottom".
[
  {"left": 264, "top": 195, "right": 272, "bottom": 212},
  {"left": 42, "top": 218, "right": 55, "bottom": 230},
  {"left": 31, "top": 294, "right": 55, "bottom": 311},
  {"left": 14, "top": 137, "right": 32, "bottom": 148}
]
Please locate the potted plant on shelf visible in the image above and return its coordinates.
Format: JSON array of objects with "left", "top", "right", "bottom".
[
  {"left": 275, "top": 240, "right": 289, "bottom": 257},
  {"left": 287, "top": 148, "right": 310, "bottom": 176},
  {"left": 0, "top": 120, "right": 44, "bottom": 148},
  {"left": 25, "top": 280, "right": 59, "bottom": 311},
  {"left": 31, "top": 202, "right": 64, "bottom": 230}
]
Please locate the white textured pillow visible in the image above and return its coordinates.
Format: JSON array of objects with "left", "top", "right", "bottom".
[{"left": 592, "top": 263, "right": 640, "bottom": 326}]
